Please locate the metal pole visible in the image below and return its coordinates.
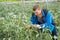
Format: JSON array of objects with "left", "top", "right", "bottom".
[
  {"left": 34, "top": 0, "right": 36, "bottom": 5},
  {"left": 46, "top": 0, "right": 48, "bottom": 9}
]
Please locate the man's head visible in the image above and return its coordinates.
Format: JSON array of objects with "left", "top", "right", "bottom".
[{"left": 33, "top": 5, "right": 42, "bottom": 16}]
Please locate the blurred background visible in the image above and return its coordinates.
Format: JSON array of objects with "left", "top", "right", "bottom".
[{"left": 0, "top": 0, "right": 60, "bottom": 40}]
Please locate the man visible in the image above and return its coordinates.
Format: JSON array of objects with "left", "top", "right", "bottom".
[{"left": 30, "top": 5, "right": 57, "bottom": 40}]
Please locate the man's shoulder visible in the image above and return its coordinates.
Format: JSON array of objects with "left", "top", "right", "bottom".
[
  {"left": 42, "top": 9, "right": 50, "bottom": 16},
  {"left": 32, "top": 13, "right": 37, "bottom": 17}
]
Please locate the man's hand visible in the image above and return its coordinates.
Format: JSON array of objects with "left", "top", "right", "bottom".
[
  {"left": 26, "top": 24, "right": 41, "bottom": 30},
  {"left": 33, "top": 24, "right": 41, "bottom": 29}
]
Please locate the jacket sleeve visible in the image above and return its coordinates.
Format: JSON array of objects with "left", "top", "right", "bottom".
[
  {"left": 40, "top": 11, "right": 53, "bottom": 28},
  {"left": 30, "top": 15, "right": 38, "bottom": 24}
]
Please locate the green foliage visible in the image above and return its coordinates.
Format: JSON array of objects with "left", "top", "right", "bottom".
[
  {"left": 0, "top": 0, "right": 21, "bottom": 2},
  {"left": 0, "top": 2, "right": 60, "bottom": 40}
]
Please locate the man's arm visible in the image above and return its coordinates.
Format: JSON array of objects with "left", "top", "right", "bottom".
[
  {"left": 30, "top": 14, "right": 38, "bottom": 24},
  {"left": 30, "top": 14, "right": 41, "bottom": 29},
  {"left": 40, "top": 11, "right": 52, "bottom": 28}
]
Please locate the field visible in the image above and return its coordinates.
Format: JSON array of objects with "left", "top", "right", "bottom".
[{"left": 0, "top": 2, "right": 60, "bottom": 40}]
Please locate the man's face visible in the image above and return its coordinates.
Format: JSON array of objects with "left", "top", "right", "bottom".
[{"left": 33, "top": 9, "right": 41, "bottom": 16}]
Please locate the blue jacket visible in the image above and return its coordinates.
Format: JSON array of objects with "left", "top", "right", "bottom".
[{"left": 30, "top": 9, "right": 54, "bottom": 32}]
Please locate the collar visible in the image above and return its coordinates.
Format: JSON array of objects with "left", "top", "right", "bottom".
[{"left": 41, "top": 9, "right": 45, "bottom": 17}]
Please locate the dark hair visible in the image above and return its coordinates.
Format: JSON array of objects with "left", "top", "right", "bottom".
[{"left": 33, "top": 5, "right": 40, "bottom": 11}]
